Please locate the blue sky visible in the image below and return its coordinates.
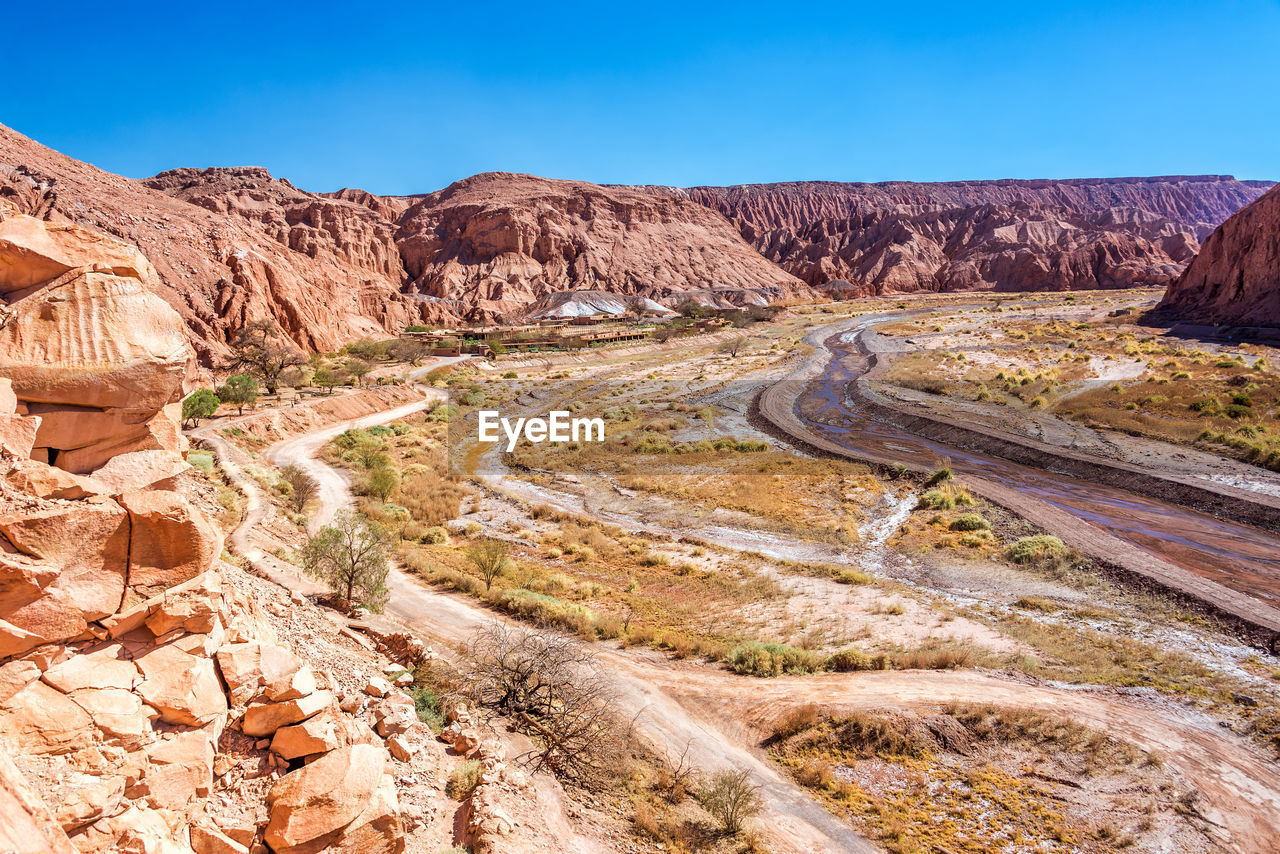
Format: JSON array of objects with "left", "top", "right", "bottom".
[{"left": 5, "top": 1, "right": 1278, "bottom": 194}]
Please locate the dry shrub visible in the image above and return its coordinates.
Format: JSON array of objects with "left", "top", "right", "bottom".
[
  {"left": 772, "top": 703, "right": 820, "bottom": 739},
  {"left": 395, "top": 468, "right": 466, "bottom": 526}
]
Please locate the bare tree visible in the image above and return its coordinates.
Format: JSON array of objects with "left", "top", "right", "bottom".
[
  {"left": 718, "top": 336, "right": 754, "bottom": 358},
  {"left": 301, "top": 511, "right": 391, "bottom": 612},
  {"left": 701, "top": 768, "right": 761, "bottom": 835},
  {"left": 227, "top": 319, "right": 306, "bottom": 395},
  {"left": 281, "top": 464, "right": 319, "bottom": 513},
  {"left": 464, "top": 624, "right": 628, "bottom": 786},
  {"left": 465, "top": 537, "right": 510, "bottom": 590}
]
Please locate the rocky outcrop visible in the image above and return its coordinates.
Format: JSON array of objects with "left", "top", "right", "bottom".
[
  {"left": 638, "top": 176, "right": 1273, "bottom": 294},
  {"left": 393, "top": 172, "right": 813, "bottom": 319},
  {"left": 1157, "top": 184, "right": 1280, "bottom": 326},
  {"left": 0, "top": 124, "right": 434, "bottom": 362},
  {"left": 0, "top": 215, "right": 194, "bottom": 473}
]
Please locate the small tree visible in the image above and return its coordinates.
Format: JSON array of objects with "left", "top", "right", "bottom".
[
  {"left": 181, "top": 388, "right": 220, "bottom": 427},
  {"left": 701, "top": 769, "right": 761, "bottom": 836},
  {"left": 301, "top": 511, "right": 391, "bottom": 612},
  {"left": 465, "top": 537, "right": 510, "bottom": 590},
  {"left": 346, "top": 358, "right": 373, "bottom": 386},
  {"left": 216, "top": 373, "right": 259, "bottom": 415},
  {"left": 281, "top": 464, "right": 319, "bottom": 513},
  {"left": 718, "top": 336, "right": 753, "bottom": 358},
  {"left": 677, "top": 299, "right": 710, "bottom": 319},
  {"left": 365, "top": 465, "right": 400, "bottom": 502},
  {"left": 314, "top": 367, "right": 339, "bottom": 395},
  {"left": 227, "top": 319, "right": 305, "bottom": 395}
]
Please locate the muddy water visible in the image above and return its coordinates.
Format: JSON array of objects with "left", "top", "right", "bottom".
[{"left": 799, "top": 329, "right": 1280, "bottom": 606}]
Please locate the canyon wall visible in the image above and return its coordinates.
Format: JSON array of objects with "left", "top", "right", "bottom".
[
  {"left": 637, "top": 176, "right": 1273, "bottom": 295},
  {"left": 1157, "top": 183, "right": 1280, "bottom": 327}
]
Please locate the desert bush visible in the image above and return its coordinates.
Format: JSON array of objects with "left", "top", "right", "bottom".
[
  {"left": 825, "top": 648, "right": 875, "bottom": 672},
  {"left": 281, "top": 464, "right": 319, "bottom": 513},
  {"left": 726, "top": 641, "right": 823, "bottom": 677},
  {"left": 1007, "top": 534, "right": 1067, "bottom": 566},
  {"left": 772, "top": 704, "right": 820, "bottom": 739},
  {"left": 701, "top": 769, "right": 761, "bottom": 835},
  {"left": 949, "top": 513, "right": 990, "bottom": 531},
  {"left": 465, "top": 538, "right": 510, "bottom": 590},
  {"left": 446, "top": 760, "right": 481, "bottom": 798},
  {"left": 301, "top": 512, "right": 391, "bottom": 612}
]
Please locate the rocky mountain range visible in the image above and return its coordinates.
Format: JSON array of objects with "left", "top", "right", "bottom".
[
  {"left": 640, "top": 177, "right": 1273, "bottom": 295},
  {"left": 1157, "top": 183, "right": 1280, "bottom": 327},
  {"left": 1, "top": 121, "right": 1273, "bottom": 359}
]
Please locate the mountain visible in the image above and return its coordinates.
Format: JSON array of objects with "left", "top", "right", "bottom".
[
  {"left": 2, "top": 121, "right": 1272, "bottom": 359},
  {"left": 386, "top": 172, "right": 810, "bottom": 319},
  {"left": 636, "top": 177, "right": 1273, "bottom": 295},
  {"left": 1157, "top": 184, "right": 1280, "bottom": 327},
  {"left": 0, "top": 124, "right": 433, "bottom": 363}
]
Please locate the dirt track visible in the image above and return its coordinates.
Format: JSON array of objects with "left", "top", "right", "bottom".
[
  {"left": 756, "top": 317, "right": 1280, "bottom": 646},
  {"left": 188, "top": 378, "right": 1280, "bottom": 854}
]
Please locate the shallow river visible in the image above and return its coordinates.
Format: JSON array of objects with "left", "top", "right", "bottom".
[{"left": 799, "top": 328, "right": 1280, "bottom": 607}]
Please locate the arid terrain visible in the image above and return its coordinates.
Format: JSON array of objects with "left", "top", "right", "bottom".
[{"left": 3, "top": 121, "right": 1280, "bottom": 854}]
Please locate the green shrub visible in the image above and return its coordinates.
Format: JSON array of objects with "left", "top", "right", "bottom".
[
  {"left": 446, "top": 760, "right": 481, "bottom": 798},
  {"left": 949, "top": 513, "right": 990, "bottom": 532},
  {"left": 1007, "top": 534, "right": 1067, "bottom": 566},
  {"left": 726, "top": 642, "right": 823, "bottom": 677}
]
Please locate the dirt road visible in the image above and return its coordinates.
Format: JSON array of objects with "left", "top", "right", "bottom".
[{"left": 200, "top": 375, "right": 1280, "bottom": 854}]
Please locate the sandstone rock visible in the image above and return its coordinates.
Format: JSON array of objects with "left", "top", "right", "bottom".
[
  {"left": 1158, "top": 183, "right": 1280, "bottom": 326},
  {"left": 263, "top": 744, "right": 401, "bottom": 853},
  {"left": 121, "top": 492, "right": 223, "bottom": 599},
  {"left": 0, "top": 412, "right": 39, "bottom": 459},
  {"left": 53, "top": 771, "right": 125, "bottom": 832},
  {"left": 140, "top": 569, "right": 222, "bottom": 637},
  {"left": 386, "top": 735, "right": 412, "bottom": 763},
  {"left": 0, "top": 498, "right": 130, "bottom": 658},
  {"left": 241, "top": 690, "right": 332, "bottom": 737},
  {"left": 3, "top": 458, "right": 88, "bottom": 499},
  {"left": 364, "top": 676, "right": 392, "bottom": 697},
  {"left": 93, "top": 804, "right": 194, "bottom": 854},
  {"left": 263, "top": 665, "right": 317, "bottom": 703},
  {"left": 135, "top": 644, "right": 227, "bottom": 727},
  {"left": 68, "top": 687, "right": 155, "bottom": 746},
  {"left": 270, "top": 705, "right": 378, "bottom": 760},
  {"left": 0, "top": 748, "right": 77, "bottom": 853},
  {"left": 216, "top": 642, "right": 305, "bottom": 706},
  {"left": 371, "top": 697, "right": 418, "bottom": 738},
  {"left": 0, "top": 658, "right": 40, "bottom": 703},
  {"left": 41, "top": 644, "right": 139, "bottom": 692},
  {"left": 137, "top": 730, "right": 214, "bottom": 811},
  {"left": 190, "top": 822, "right": 249, "bottom": 854},
  {"left": 81, "top": 449, "right": 189, "bottom": 494},
  {"left": 0, "top": 679, "right": 95, "bottom": 754},
  {"left": 0, "top": 214, "right": 157, "bottom": 292}
]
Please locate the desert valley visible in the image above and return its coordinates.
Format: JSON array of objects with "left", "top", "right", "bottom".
[{"left": 2, "top": 110, "right": 1280, "bottom": 854}]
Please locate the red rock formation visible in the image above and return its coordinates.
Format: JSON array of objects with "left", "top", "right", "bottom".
[
  {"left": 392, "top": 172, "right": 813, "bottom": 319},
  {"left": 1157, "top": 184, "right": 1280, "bottom": 326},
  {"left": 0, "top": 124, "right": 435, "bottom": 362},
  {"left": 638, "top": 176, "right": 1273, "bottom": 294}
]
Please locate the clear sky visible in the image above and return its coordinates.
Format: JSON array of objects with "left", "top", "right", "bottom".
[{"left": 5, "top": 1, "right": 1278, "bottom": 194}]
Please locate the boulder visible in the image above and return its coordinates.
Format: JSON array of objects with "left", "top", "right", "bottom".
[
  {"left": 190, "top": 822, "right": 249, "bottom": 854},
  {"left": 371, "top": 698, "right": 418, "bottom": 738},
  {"left": 41, "top": 644, "right": 139, "bottom": 692},
  {"left": 0, "top": 498, "right": 130, "bottom": 657},
  {"left": 135, "top": 644, "right": 227, "bottom": 727},
  {"left": 270, "top": 705, "right": 378, "bottom": 760},
  {"left": 0, "top": 412, "right": 39, "bottom": 459},
  {"left": 136, "top": 730, "right": 215, "bottom": 811},
  {"left": 264, "top": 744, "right": 402, "bottom": 854},
  {"left": 53, "top": 771, "right": 125, "bottom": 833},
  {"left": 241, "top": 690, "right": 332, "bottom": 737},
  {"left": 363, "top": 676, "right": 392, "bottom": 698},
  {"left": 140, "top": 570, "right": 222, "bottom": 637},
  {"left": 3, "top": 458, "right": 89, "bottom": 499},
  {"left": 0, "top": 659, "right": 40, "bottom": 703},
  {"left": 0, "top": 679, "right": 95, "bottom": 755},
  {"left": 263, "top": 665, "right": 317, "bottom": 703},
  {"left": 120, "top": 491, "right": 222, "bottom": 599},
  {"left": 216, "top": 642, "right": 305, "bottom": 706},
  {"left": 68, "top": 687, "right": 155, "bottom": 746}
]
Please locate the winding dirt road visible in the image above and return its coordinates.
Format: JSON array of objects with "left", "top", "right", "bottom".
[{"left": 198, "top": 379, "right": 1280, "bottom": 854}]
